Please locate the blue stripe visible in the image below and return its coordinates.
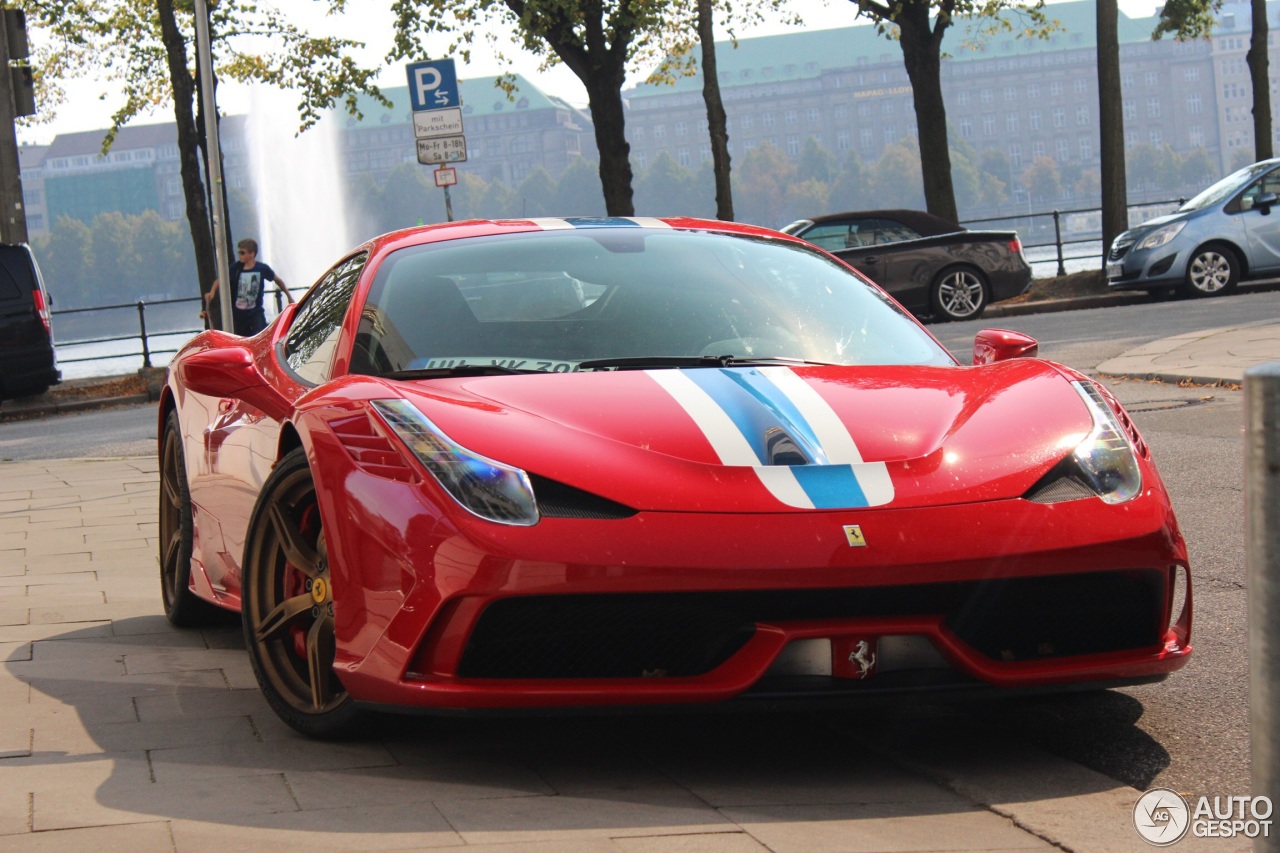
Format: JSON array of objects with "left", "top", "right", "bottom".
[
  {"left": 792, "top": 465, "right": 870, "bottom": 508},
  {"left": 716, "top": 368, "right": 828, "bottom": 464},
  {"left": 683, "top": 369, "right": 779, "bottom": 464},
  {"left": 562, "top": 217, "right": 642, "bottom": 228}
]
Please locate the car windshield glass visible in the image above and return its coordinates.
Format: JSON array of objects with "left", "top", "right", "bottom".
[
  {"left": 349, "top": 228, "right": 954, "bottom": 376},
  {"left": 1181, "top": 161, "right": 1278, "bottom": 212}
]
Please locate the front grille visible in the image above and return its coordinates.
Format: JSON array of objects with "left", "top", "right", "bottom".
[
  {"left": 456, "top": 570, "right": 1166, "bottom": 679},
  {"left": 1108, "top": 241, "right": 1133, "bottom": 262}
]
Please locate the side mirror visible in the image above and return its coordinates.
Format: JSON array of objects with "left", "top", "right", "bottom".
[
  {"left": 973, "top": 328, "right": 1039, "bottom": 365},
  {"left": 1257, "top": 192, "right": 1278, "bottom": 214},
  {"left": 175, "top": 346, "right": 289, "bottom": 417}
]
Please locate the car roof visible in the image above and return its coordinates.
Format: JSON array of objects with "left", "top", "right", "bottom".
[{"left": 803, "top": 209, "right": 965, "bottom": 237}]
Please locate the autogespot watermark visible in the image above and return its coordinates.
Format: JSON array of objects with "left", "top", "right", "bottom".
[{"left": 1134, "top": 788, "right": 1274, "bottom": 845}]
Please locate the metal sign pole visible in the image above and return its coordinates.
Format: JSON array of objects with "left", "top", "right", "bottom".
[
  {"left": 194, "top": 0, "right": 231, "bottom": 333},
  {"left": 1246, "top": 362, "right": 1280, "bottom": 835}
]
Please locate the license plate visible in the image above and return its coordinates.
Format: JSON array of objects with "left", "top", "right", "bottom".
[{"left": 1105, "top": 263, "right": 1122, "bottom": 279}]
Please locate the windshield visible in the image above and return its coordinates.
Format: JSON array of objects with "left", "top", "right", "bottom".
[
  {"left": 349, "top": 228, "right": 953, "bottom": 376},
  {"left": 1181, "top": 160, "right": 1279, "bottom": 212}
]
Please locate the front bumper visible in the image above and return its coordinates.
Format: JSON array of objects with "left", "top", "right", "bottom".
[
  {"left": 315, "top": 458, "right": 1192, "bottom": 711},
  {"left": 1106, "top": 244, "right": 1186, "bottom": 291}
]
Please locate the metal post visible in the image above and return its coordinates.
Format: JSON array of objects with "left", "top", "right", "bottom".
[
  {"left": 443, "top": 183, "right": 454, "bottom": 222},
  {"left": 136, "top": 300, "right": 152, "bottom": 369},
  {"left": 1052, "top": 210, "right": 1066, "bottom": 277},
  {"left": 1245, "top": 362, "right": 1280, "bottom": 843},
  {"left": 193, "top": 0, "right": 231, "bottom": 334}
]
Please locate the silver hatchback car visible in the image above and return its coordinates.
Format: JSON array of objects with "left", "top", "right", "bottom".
[{"left": 1107, "top": 158, "right": 1280, "bottom": 297}]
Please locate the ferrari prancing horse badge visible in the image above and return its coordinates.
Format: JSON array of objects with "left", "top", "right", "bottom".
[{"left": 843, "top": 524, "right": 866, "bottom": 547}]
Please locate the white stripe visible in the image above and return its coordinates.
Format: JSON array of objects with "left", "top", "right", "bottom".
[
  {"left": 756, "top": 467, "right": 816, "bottom": 509},
  {"left": 852, "top": 462, "right": 895, "bottom": 506},
  {"left": 528, "top": 218, "right": 575, "bottom": 230},
  {"left": 647, "top": 370, "right": 813, "bottom": 507},
  {"left": 758, "top": 367, "right": 864, "bottom": 464},
  {"left": 647, "top": 370, "right": 758, "bottom": 465},
  {"left": 625, "top": 217, "right": 672, "bottom": 229}
]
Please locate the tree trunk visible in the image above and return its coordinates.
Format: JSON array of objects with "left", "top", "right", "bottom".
[
  {"left": 1097, "top": 0, "right": 1128, "bottom": 259},
  {"left": 1249, "top": 0, "right": 1273, "bottom": 161},
  {"left": 583, "top": 72, "right": 635, "bottom": 217},
  {"left": 896, "top": 3, "right": 957, "bottom": 224},
  {"left": 697, "top": 0, "right": 733, "bottom": 221},
  {"left": 156, "top": 0, "right": 220, "bottom": 329}
]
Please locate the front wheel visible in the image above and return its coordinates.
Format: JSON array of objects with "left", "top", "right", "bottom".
[
  {"left": 159, "top": 411, "right": 227, "bottom": 627},
  {"left": 241, "top": 448, "right": 363, "bottom": 738},
  {"left": 931, "top": 266, "right": 989, "bottom": 322},
  {"left": 1181, "top": 244, "right": 1240, "bottom": 297}
]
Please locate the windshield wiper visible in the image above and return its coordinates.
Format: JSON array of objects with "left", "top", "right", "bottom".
[
  {"left": 382, "top": 364, "right": 539, "bottom": 379},
  {"left": 577, "top": 355, "right": 840, "bottom": 371}
]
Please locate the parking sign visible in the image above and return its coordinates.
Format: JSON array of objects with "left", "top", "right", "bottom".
[{"left": 406, "top": 59, "right": 459, "bottom": 111}]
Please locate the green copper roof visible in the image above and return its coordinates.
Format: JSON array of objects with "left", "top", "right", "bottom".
[
  {"left": 626, "top": 0, "right": 1180, "bottom": 100},
  {"left": 337, "top": 74, "right": 572, "bottom": 130}
]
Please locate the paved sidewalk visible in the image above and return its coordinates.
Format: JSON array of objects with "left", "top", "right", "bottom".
[
  {"left": 1097, "top": 318, "right": 1280, "bottom": 385},
  {"left": 0, "top": 457, "right": 1250, "bottom": 852}
]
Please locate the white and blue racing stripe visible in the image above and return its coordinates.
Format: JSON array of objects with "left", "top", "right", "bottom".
[
  {"left": 529, "top": 217, "right": 672, "bottom": 230},
  {"left": 647, "top": 367, "right": 894, "bottom": 510}
]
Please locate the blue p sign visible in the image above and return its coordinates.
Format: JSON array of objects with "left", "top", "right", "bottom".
[{"left": 407, "top": 59, "right": 459, "bottom": 111}]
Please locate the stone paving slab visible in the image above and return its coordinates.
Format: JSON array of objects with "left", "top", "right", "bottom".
[{"left": 0, "top": 456, "right": 1182, "bottom": 852}]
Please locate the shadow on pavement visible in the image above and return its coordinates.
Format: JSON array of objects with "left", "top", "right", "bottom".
[{"left": 3, "top": 615, "right": 1170, "bottom": 841}]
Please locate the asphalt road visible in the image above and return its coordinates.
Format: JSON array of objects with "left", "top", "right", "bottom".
[{"left": 0, "top": 288, "right": 1271, "bottom": 800}]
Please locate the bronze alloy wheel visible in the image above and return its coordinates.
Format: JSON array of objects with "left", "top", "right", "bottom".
[
  {"left": 932, "top": 266, "right": 988, "bottom": 321},
  {"left": 159, "top": 411, "right": 226, "bottom": 627},
  {"left": 241, "top": 448, "right": 361, "bottom": 737}
]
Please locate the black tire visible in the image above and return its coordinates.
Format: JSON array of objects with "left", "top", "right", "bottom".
[
  {"left": 241, "top": 448, "right": 362, "bottom": 738},
  {"left": 1180, "top": 243, "right": 1240, "bottom": 297},
  {"left": 159, "top": 411, "right": 227, "bottom": 627},
  {"left": 931, "top": 265, "right": 989, "bottom": 322}
]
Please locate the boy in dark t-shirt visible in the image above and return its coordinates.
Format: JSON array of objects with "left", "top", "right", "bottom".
[{"left": 203, "top": 238, "right": 292, "bottom": 335}]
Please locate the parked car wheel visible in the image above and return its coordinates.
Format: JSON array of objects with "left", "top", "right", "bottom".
[
  {"left": 241, "top": 448, "right": 362, "bottom": 738},
  {"left": 159, "top": 411, "right": 228, "bottom": 627},
  {"left": 931, "top": 266, "right": 989, "bottom": 321},
  {"left": 1181, "top": 243, "right": 1240, "bottom": 297}
]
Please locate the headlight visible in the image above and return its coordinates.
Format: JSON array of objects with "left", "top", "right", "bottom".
[
  {"left": 1135, "top": 221, "right": 1187, "bottom": 251},
  {"left": 371, "top": 399, "right": 539, "bottom": 526},
  {"left": 1068, "top": 382, "right": 1141, "bottom": 504}
]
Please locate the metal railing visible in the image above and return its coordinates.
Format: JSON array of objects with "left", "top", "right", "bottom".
[
  {"left": 51, "top": 288, "right": 293, "bottom": 370},
  {"left": 963, "top": 196, "right": 1187, "bottom": 277}
]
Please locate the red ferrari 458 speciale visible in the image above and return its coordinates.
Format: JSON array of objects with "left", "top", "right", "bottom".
[{"left": 159, "top": 217, "right": 1191, "bottom": 736}]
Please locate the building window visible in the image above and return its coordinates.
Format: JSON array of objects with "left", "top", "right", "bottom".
[
  {"left": 675, "top": 121, "right": 687, "bottom": 136},
  {"left": 837, "top": 131, "right": 851, "bottom": 150},
  {"left": 1150, "top": 129, "right": 1163, "bottom": 146},
  {"left": 1187, "top": 93, "right": 1202, "bottom": 114},
  {"left": 1029, "top": 111, "right": 1041, "bottom": 131},
  {"left": 677, "top": 147, "right": 691, "bottom": 167},
  {"left": 983, "top": 114, "right": 996, "bottom": 135},
  {"left": 785, "top": 110, "right": 797, "bottom": 125},
  {"left": 1006, "top": 114, "right": 1020, "bottom": 132},
  {"left": 786, "top": 136, "right": 801, "bottom": 156},
  {"left": 1189, "top": 126, "right": 1204, "bottom": 146},
  {"left": 1079, "top": 138, "right": 1092, "bottom": 160},
  {"left": 1050, "top": 81, "right": 1063, "bottom": 97},
  {"left": 980, "top": 88, "right": 994, "bottom": 104},
  {"left": 1145, "top": 71, "right": 1159, "bottom": 87},
  {"left": 1057, "top": 139, "right": 1070, "bottom": 161},
  {"left": 1032, "top": 140, "right": 1046, "bottom": 158},
  {"left": 742, "top": 114, "right": 754, "bottom": 129},
  {"left": 1009, "top": 144, "right": 1022, "bottom": 167},
  {"left": 1053, "top": 108, "right": 1066, "bottom": 128},
  {"left": 1076, "top": 105, "right": 1089, "bottom": 125},
  {"left": 1027, "top": 83, "right": 1040, "bottom": 99},
  {"left": 959, "top": 118, "right": 973, "bottom": 139},
  {"left": 763, "top": 112, "right": 776, "bottom": 127},
  {"left": 860, "top": 128, "right": 873, "bottom": 148},
  {"left": 1003, "top": 85, "right": 1017, "bottom": 102},
  {"left": 958, "top": 91, "right": 971, "bottom": 107},
  {"left": 884, "top": 126, "right": 897, "bottom": 145},
  {"left": 1074, "top": 79, "right": 1087, "bottom": 94},
  {"left": 1124, "top": 101, "right": 1137, "bottom": 121},
  {"left": 807, "top": 107, "right": 820, "bottom": 123},
  {"left": 1184, "top": 67, "right": 1200, "bottom": 82},
  {"left": 1147, "top": 97, "right": 1161, "bottom": 118}
]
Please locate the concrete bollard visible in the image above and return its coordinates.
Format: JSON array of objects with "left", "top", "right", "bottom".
[{"left": 1245, "top": 363, "right": 1280, "bottom": 852}]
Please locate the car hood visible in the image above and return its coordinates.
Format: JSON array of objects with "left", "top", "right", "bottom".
[{"left": 328, "top": 361, "right": 1096, "bottom": 513}]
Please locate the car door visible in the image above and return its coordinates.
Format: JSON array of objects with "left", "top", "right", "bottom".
[
  {"left": 1235, "top": 166, "right": 1280, "bottom": 274},
  {"left": 833, "top": 217, "right": 920, "bottom": 305}
]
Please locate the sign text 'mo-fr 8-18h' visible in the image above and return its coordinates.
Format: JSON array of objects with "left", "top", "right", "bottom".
[{"left": 406, "top": 58, "right": 467, "bottom": 165}]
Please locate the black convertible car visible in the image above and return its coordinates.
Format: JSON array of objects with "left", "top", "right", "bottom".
[{"left": 782, "top": 210, "right": 1032, "bottom": 321}]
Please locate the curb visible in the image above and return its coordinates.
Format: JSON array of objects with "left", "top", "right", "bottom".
[
  {"left": 0, "top": 390, "right": 156, "bottom": 423},
  {"left": 984, "top": 291, "right": 1149, "bottom": 318}
]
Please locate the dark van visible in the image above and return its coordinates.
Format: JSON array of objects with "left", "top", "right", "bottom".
[{"left": 0, "top": 243, "right": 59, "bottom": 400}]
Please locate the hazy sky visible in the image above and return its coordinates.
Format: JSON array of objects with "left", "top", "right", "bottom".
[{"left": 19, "top": 0, "right": 1165, "bottom": 145}]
